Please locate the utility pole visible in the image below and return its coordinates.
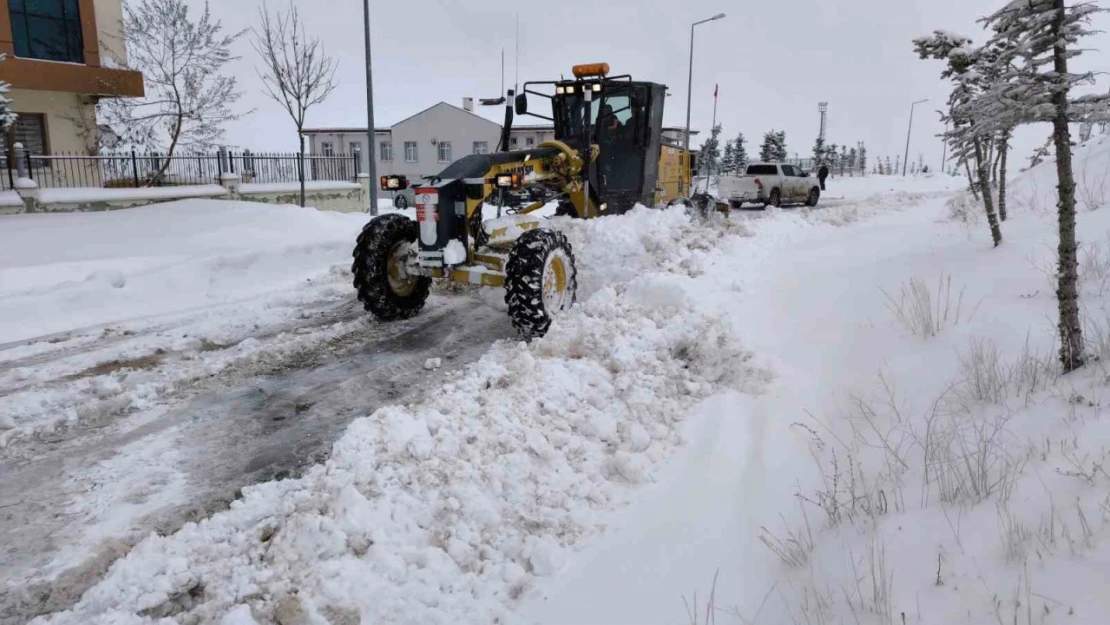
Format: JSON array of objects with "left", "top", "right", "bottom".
[
  {"left": 363, "top": 0, "right": 378, "bottom": 215},
  {"left": 514, "top": 13, "right": 520, "bottom": 93},
  {"left": 702, "top": 84, "right": 718, "bottom": 192},
  {"left": 902, "top": 98, "right": 927, "bottom": 176},
  {"left": 684, "top": 13, "right": 726, "bottom": 153}
]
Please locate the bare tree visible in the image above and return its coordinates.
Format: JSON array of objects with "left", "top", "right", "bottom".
[
  {"left": 252, "top": 1, "right": 338, "bottom": 207},
  {"left": 97, "top": 0, "right": 244, "bottom": 184}
]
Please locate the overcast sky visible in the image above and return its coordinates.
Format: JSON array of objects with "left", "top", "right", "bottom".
[{"left": 199, "top": 0, "right": 1110, "bottom": 170}]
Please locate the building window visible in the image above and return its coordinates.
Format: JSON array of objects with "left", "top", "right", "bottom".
[
  {"left": 437, "top": 141, "right": 452, "bottom": 163},
  {"left": 349, "top": 141, "right": 362, "bottom": 156},
  {"left": 510, "top": 137, "right": 518, "bottom": 147},
  {"left": 380, "top": 141, "right": 393, "bottom": 161},
  {"left": 9, "top": 0, "right": 85, "bottom": 64},
  {"left": 473, "top": 141, "right": 488, "bottom": 155},
  {"left": 525, "top": 137, "right": 535, "bottom": 146},
  {"left": 3, "top": 114, "right": 48, "bottom": 156},
  {"left": 321, "top": 141, "right": 334, "bottom": 157},
  {"left": 404, "top": 141, "right": 418, "bottom": 162}
]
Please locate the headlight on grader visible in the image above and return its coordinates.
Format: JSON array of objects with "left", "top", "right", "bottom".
[
  {"left": 380, "top": 175, "right": 408, "bottom": 191},
  {"left": 493, "top": 173, "right": 522, "bottom": 189}
]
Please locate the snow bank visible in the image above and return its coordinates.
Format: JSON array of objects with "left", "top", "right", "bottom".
[
  {"left": 558, "top": 143, "right": 1110, "bottom": 625},
  {"left": 34, "top": 206, "right": 768, "bottom": 625},
  {"left": 36, "top": 184, "right": 228, "bottom": 205},
  {"left": 239, "top": 181, "right": 361, "bottom": 194},
  {"left": 0, "top": 199, "right": 369, "bottom": 344}
]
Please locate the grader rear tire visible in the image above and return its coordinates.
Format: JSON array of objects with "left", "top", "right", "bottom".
[
  {"left": 504, "top": 228, "right": 577, "bottom": 339},
  {"left": 351, "top": 214, "right": 431, "bottom": 321}
]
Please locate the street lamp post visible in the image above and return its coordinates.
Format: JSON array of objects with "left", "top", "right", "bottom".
[
  {"left": 684, "top": 12, "right": 726, "bottom": 154},
  {"left": 902, "top": 98, "right": 928, "bottom": 177},
  {"left": 363, "top": 0, "right": 379, "bottom": 215}
]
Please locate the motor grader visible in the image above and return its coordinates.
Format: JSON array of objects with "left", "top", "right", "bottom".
[{"left": 351, "top": 63, "right": 697, "bottom": 338}]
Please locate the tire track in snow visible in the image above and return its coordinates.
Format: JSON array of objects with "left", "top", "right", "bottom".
[{"left": 0, "top": 295, "right": 512, "bottom": 625}]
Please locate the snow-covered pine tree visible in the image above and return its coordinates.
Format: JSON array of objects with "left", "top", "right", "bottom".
[
  {"left": 759, "top": 130, "right": 777, "bottom": 162},
  {"left": 698, "top": 123, "right": 723, "bottom": 177},
  {"left": 1026, "top": 135, "right": 1053, "bottom": 170},
  {"left": 848, "top": 147, "right": 858, "bottom": 176},
  {"left": 720, "top": 141, "right": 735, "bottom": 175},
  {"left": 841, "top": 145, "right": 849, "bottom": 175},
  {"left": 733, "top": 133, "right": 748, "bottom": 170},
  {"left": 812, "top": 137, "right": 825, "bottom": 165},
  {"left": 859, "top": 144, "right": 868, "bottom": 175},
  {"left": 884, "top": 156, "right": 892, "bottom": 175},
  {"left": 774, "top": 131, "right": 788, "bottom": 162},
  {"left": 979, "top": 0, "right": 1110, "bottom": 371},
  {"left": 0, "top": 55, "right": 16, "bottom": 132},
  {"left": 914, "top": 30, "right": 1000, "bottom": 240}
]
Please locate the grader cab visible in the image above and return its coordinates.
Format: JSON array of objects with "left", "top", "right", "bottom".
[{"left": 351, "top": 63, "right": 697, "bottom": 338}]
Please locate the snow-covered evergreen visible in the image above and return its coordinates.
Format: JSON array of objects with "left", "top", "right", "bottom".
[
  {"left": 760, "top": 130, "right": 787, "bottom": 162},
  {"left": 719, "top": 141, "right": 735, "bottom": 175},
  {"left": 978, "top": 0, "right": 1110, "bottom": 371},
  {"left": 0, "top": 55, "right": 16, "bottom": 131},
  {"left": 733, "top": 132, "right": 748, "bottom": 170},
  {"left": 697, "top": 123, "right": 723, "bottom": 177}
]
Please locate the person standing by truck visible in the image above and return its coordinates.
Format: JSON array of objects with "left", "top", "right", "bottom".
[{"left": 817, "top": 163, "right": 830, "bottom": 191}]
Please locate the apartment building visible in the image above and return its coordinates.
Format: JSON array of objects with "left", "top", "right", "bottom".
[{"left": 0, "top": 0, "right": 144, "bottom": 155}]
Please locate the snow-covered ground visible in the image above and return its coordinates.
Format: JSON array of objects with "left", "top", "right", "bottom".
[
  {"left": 15, "top": 163, "right": 1107, "bottom": 625},
  {"left": 6, "top": 173, "right": 974, "bottom": 625},
  {"left": 524, "top": 153, "right": 1110, "bottom": 624}
]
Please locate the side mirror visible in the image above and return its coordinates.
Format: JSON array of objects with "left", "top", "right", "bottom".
[{"left": 515, "top": 93, "right": 528, "bottom": 116}]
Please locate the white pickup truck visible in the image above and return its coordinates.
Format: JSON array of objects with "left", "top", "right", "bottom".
[{"left": 718, "top": 162, "right": 821, "bottom": 208}]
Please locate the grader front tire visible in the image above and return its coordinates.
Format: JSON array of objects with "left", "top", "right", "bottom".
[
  {"left": 351, "top": 214, "right": 431, "bottom": 321},
  {"left": 504, "top": 228, "right": 578, "bottom": 339}
]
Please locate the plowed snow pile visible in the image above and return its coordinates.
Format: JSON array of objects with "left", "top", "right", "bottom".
[{"left": 33, "top": 207, "right": 768, "bottom": 625}]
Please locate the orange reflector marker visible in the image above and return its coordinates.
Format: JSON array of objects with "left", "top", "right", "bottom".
[{"left": 572, "top": 62, "right": 610, "bottom": 78}]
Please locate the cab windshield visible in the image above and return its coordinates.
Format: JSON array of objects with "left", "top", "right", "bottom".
[{"left": 555, "top": 92, "right": 632, "bottom": 141}]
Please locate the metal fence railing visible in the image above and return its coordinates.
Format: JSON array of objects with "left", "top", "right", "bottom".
[{"left": 0, "top": 149, "right": 360, "bottom": 191}]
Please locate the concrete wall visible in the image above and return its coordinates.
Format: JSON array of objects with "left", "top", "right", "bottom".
[
  {"left": 10, "top": 89, "right": 98, "bottom": 154},
  {"left": 237, "top": 182, "right": 365, "bottom": 213},
  {"left": 93, "top": 0, "right": 127, "bottom": 65},
  {"left": 8, "top": 178, "right": 370, "bottom": 214}
]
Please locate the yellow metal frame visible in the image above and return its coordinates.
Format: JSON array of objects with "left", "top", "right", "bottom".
[{"left": 437, "top": 134, "right": 695, "bottom": 289}]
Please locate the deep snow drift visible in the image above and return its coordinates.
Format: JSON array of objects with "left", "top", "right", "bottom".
[
  {"left": 0, "top": 199, "right": 370, "bottom": 345},
  {"left": 523, "top": 146, "right": 1110, "bottom": 625}
]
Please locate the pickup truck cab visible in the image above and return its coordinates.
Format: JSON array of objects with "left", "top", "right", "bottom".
[{"left": 718, "top": 162, "right": 821, "bottom": 208}]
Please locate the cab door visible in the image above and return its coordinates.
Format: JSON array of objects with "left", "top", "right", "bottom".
[{"left": 779, "top": 165, "right": 804, "bottom": 200}]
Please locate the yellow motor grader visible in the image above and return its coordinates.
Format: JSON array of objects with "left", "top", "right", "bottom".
[{"left": 351, "top": 63, "right": 699, "bottom": 337}]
